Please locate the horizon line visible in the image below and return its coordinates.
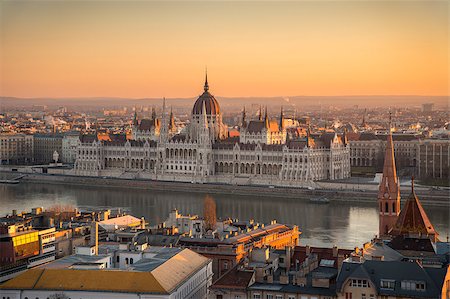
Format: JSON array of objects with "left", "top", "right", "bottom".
[{"left": 1, "top": 94, "right": 448, "bottom": 100}]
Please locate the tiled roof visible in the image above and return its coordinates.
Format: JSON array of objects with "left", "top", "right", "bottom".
[
  {"left": 292, "top": 246, "right": 352, "bottom": 269},
  {"left": 390, "top": 186, "right": 438, "bottom": 237},
  {"left": 246, "top": 120, "right": 266, "bottom": 133},
  {"left": 210, "top": 267, "right": 254, "bottom": 290},
  {"left": 138, "top": 119, "right": 157, "bottom": 131},
  {"left": 336, "top": 260, "right": 448, "bottom": 298},
  {"left": 0, "top": 248, "right": 210, "bottom": 295},
  {"left": 0, "top": 268, "right": 167, "bottom": 294},
  {"left": 80, "top": 134, "right": 97, "bottom": 143}
]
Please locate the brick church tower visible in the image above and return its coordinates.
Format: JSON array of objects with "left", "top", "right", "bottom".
[{"left": 378, "top": 124, "right": 401, "bottom": 237}]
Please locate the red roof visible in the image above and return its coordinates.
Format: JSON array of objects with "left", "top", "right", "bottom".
[
  {"left": 391, "top": 183, "right": 438, "bottom": 239},
  {"left": 210, "top": 267, "right": 254, "bottom": 290}
]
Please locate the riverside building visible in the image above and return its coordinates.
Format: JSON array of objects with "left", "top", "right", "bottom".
[{"left": 74, "top": 76, "right": 351, "bottom": 187}]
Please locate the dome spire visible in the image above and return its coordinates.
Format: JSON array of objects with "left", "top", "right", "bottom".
[{"left": 204, "top": 68, "right": 209, "bottom": 92}]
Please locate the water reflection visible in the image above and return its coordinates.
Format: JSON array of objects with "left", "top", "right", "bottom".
[{"left": 1, "top": 182, "right": 448, "bottom": 248}]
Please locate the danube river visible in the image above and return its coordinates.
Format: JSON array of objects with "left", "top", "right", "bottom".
[{"left": 1, "top": 182, "right": 449, "bottom": 248}]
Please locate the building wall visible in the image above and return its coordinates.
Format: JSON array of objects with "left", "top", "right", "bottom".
[
  {"left": 417, "top": 139, "right": 450, "bottom": 180},
  {"left": 338, "top": 277, "right": 377, "bottom": 299},
  {"left": 0, "top": 134, "right": 34, "bottom": 165},
  {"left": 33, "top": 134, "right": 63, "bottom": 164},
  {"left": 74, "top": 140, "right": 350, "bottom": 187},
  {"left": 61, "top": 133, "right": 80, "bottom": 164},
  {"left": 248, "top": 290, "right": 335, "bottom": 299}
]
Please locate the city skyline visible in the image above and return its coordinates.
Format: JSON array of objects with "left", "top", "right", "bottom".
[{"left": 1, "top": 1, "right": 448, "bottom": 98}]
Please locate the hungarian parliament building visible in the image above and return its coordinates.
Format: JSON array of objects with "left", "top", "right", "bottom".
[{"left": 74, "top": 77, "right": 350, "bottom": 187}]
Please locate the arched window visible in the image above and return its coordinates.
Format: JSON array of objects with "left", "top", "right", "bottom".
[
  {"left": 125, "top": 257, "right": 129, "bottom": 264},
  {"left": 130, "top": 258, "right": 134, "bottom": 264}
]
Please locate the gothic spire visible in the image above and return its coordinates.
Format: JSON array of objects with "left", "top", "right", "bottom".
[
  {"left": 242, "top": 106, "right": 247, "bottom": 127},
  {"left": 279, "top": 106, "right": 284, "bottom": 130},
  {"left": 204, "top": 69, "right": 209, "bottom": 92},
  {"left": 378, "top": 125, "right": 399, "bottom": 198},
  {"left": 169, "top": 106, "right": 175, "bottom": 131},
  {"left": 264, "top": 107, "right": 269, "bottom": 129},
  {"left": 151, "top": 106, "right": 157, "bottom": 120},
  {"left": 306, "top": 125, "right": 311, "bottom": 148},
  {"left": 377, "top": 115, "right": 400, "bottom": 236},
  {"left": 133, "top": 107, "right": 138, "bottom": 126},
  {"left": 259, "top": 105, "right": 263, "bottom": 121},
  {"left": 343, "top": 127, "right": 348, "bottom": 146}
]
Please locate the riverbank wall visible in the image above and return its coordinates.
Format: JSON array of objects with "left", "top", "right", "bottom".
[{"left": 4, "top": 172, "right": 448, "bottom": 207}]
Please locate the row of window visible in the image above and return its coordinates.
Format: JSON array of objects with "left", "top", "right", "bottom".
[{"left": 349, "top": 279, "right": 369, "bottom": 288}]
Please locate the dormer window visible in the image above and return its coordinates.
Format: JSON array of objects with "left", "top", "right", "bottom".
[
  {"left": 401, "top": 280, "right": 426, "bottom": 291},
  {"left": 380, "top": 279, "right": 395, "bottom": 290}
]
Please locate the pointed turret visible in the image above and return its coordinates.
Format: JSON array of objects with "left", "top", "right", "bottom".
[
  {"left": 378, "top": 120, "right": 401, "bottom": 237},
  {"left": 343, "top": 128, "right": 348, "bottom": 146},
  {"left": 361, "top": 108, "right": 367, "bottom": 127},
  {"left": 159, "top": 98, "right": 168, "bottom": 143},
  {"left": 306, "top": 126, "right": 311, "bottom": 148},
  {"left": 242, "top": 106, "right": 247, "bottom": 128},
  {"left": 151, "top": 107, "right": 157, "bottom": 120},
  {"left": 169, "top": 107, "right": 175, "bottom": 132},
  {"left": 279, "top": 107, "right": 285, "bottom": 130},
  {"left": 133, "top": 109, "right": 138, "bottom": 126},
  {"left": 259, "top": 105, "right": 263, "bottom": 121},
  {"left": 391, "top": 177, "right": 438, "bottom": 241},
  {"left": 264, "top": 107, "right": 269, "bottom": 129}
]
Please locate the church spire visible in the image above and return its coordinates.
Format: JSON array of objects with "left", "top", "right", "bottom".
[{"left": 378, "top": 115, "right": 400, "bottom": 237}]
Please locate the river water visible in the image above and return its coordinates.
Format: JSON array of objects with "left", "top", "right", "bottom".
[{"left": 1, "top": 182, "right": 449, "bottom": 249}]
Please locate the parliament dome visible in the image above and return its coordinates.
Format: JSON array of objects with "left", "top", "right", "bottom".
[{"left": 192, "top": 75, "right": 220, "bottom": 115}]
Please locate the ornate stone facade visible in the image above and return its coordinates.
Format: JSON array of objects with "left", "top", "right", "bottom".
[{"left": 74, "top": 78, "right": 351, "bottom": 187}]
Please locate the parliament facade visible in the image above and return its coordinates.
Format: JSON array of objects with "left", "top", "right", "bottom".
[{"left": 74, "top": 77, "right": 350, "bottom": 187}]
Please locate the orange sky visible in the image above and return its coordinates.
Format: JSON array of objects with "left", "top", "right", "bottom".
[{"left": 0, "top": 1, "right": 448, "bottom": 98}]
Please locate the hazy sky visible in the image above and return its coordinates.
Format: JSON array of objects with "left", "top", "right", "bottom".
[{"left": 0, "top": 1, "right": 448, "bottom": 98}]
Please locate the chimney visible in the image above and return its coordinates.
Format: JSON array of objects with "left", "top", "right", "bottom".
[
  {"left": 332, "top": 245, "right": 338, "bottom": 257},
  {"left": 90, "top": 221, "right": 99, "bottom": 255},
  {"left": 306, "top": 245, "right": 311, "bottom": 255}
]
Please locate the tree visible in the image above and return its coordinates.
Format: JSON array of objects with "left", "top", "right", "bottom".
[{"left": 203, "top": 195, "right": 217, "bottom": 231}]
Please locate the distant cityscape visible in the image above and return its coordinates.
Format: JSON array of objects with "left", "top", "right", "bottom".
[{"left": 0, "top": 77, "right": 448, "bottom": 187}]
